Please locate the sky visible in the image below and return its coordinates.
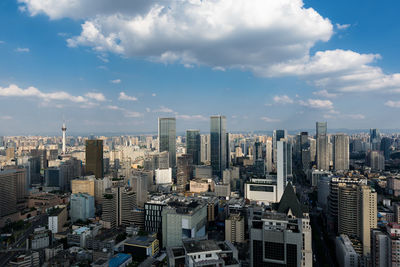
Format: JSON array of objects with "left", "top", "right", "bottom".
[{"left": 1, "top": 0, "right": 400, "bottom": 135}]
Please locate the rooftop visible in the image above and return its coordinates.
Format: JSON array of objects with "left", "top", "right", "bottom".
[
  {"left": 124, "top": 235, "right": 156, "bottom": 247},
  {"left": 109, "top": 253, "right": 132, "bottom": 267},
  {"left": 183, "top": 240, "right": 221, "bottom": 254}
]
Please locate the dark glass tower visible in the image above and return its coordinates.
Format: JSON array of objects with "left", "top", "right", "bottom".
[
  {"left": 210, "top": 115, "right": 227, "bottom": 177},
  {"left": 158, "top": 118, "right": 176, "bottom": 168},
  {"left": 186, "top": 130, "right": 201, "bottom": 165},
  {"left": 85, "top": 139, "right": 104, "bottom": 178}
]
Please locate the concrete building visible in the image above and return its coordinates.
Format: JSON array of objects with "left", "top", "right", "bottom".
[
  {"left": 85, "top": 139, "right": 104, "bottom": 178},
  {"left": 162, "top": 200, "right": 207, "bottom": 248},
  {"left": 158, "top": 117, "right": 176, "bottom": 168},
  {"left": 9, "top": 251, "right": 40, "bottom": 267},
  {"left": 155, "top": 168, "right": 172, "bottom": 185},
  {"left": 371, "top": 229, "right": 389, "bottom": 267},
  {"left": 48, "top": 206, "right": 67, "bottom": 233},
  {"left": 333, "top": 134, "right": 350, "bottom": 171},
  {"left": 0, "top": 170, "right": 17, "bottom": 217},
  {"left": 249, "top": 183, "right": 312, "bottom": 267},
  {"left": 70, "top": 193, "right": 95, "bottom": 223},
  {"left": 369, "top": 150, "right": 385, "bottom": 171},
  {"left": 176, "top": 154, "right": 193, "bottom": 192},
  {"left": 71, "top": 177, "right": 95, "bottom": 196},
  {"left": 277, "top": 140, "right": 292, "bottom": 201},
  {"left": 245, "top": 178, "right": 277, "bottom": 204},
  {"left": 335, "top": 234, "right": 359, "bottom": 267},
  {"left": 200, "top": 134, "right": 211, "bottom": 164},
  {"left": 124, "top": 236, "right": 159, "bottom": 261},
  {"left": 28, "top": 227, "right": 51, "bottom": 250},
  {"left": 225, "top": 213, "right": 245, "bottom": 243},
  {"left": 316, "top": 122, "right": 329, "bottom": 171}
]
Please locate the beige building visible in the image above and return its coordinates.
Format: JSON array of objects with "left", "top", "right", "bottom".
[
  {"left": 71, "top": 177, "right": 95, "bottom": 196},
  {"left": 6, "top": 147, "right": 15, "bottom": 160},
  {"left": 225, "top": 213, "right": 245, "bottom": 243},
  {"left": 338, "top": 183, "right": 377, "bottom": 256},
  {"left": 190, "top": 178, "right": 215, "bottom": 193}
]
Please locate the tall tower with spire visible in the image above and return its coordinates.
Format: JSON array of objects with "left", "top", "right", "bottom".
[{"left": 62, "top": 122, "right": 67, "bottom": 154}]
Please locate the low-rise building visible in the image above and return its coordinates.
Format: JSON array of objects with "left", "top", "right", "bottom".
[
  {"left": 48, "top": 206, "right": 67, "bottom": 234},
  {"left": 124, "top": 236, "right": 159, "bottom": 261}
]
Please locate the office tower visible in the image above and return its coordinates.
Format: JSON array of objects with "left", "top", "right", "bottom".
[
  {"left": 62, "top": 122, "right": 67, "bottom": 154},
  {"left": 333, "top": 134, "right": 350, "bottom": 171},
  {"left": 45, "top": 167, "right": 61, "bottom": 187},
  {"left": 200, "top": 134, "right": 211, "bottom": 163},
  {"left": 120, "top": 188, "right": 137, "bottom": 226},
  {"left": 316, "top": 122, "right": 329, "bottom": 170},
  {"left": 328, "top": 177, "right": 367, "bottom": 233},
  {"left": 158, "top": 117, "right": 176, "bottom": 168},
  {"left": 70, "top": 193, "right": 95, "bottom": 223},
  {"left": 380, "top": 137, "right": 392, "bottom": 160},
  {"left": 31, "top": 149, "right": 48, "bottom": 170},
  {"left": 309, "top": 138, "right": 316, "bottom": 162},
  {"left": 254, "top": 141, "right": 263, "bottom": 160},
  {"left": 94, "top": 177, "right": 112, "bottom": 204},
  {"left": 71, "top": 178, "right": 95, "bottom": 196},
  {"left": 210, "top": 115, "right": 227, "bottom": 178},
  {"left": 370, "top": 128, "right": 381, "bottom": 151},
  {"left": 0, "top": 170, "right": 17, "bottom": 217},
  {"left": 265, "top": 138, "right": 273, "bottom": 173},
  {"left": 102, "top": 190, "right": 118, "bottom": 229},
  {"left": 369, "top": 150, "right": 385, "bottom": 171},
  {"left": 277, "top": 140, "right": 291, "bottom": 201},
  {"left": 249, "top": 183, "right": 312, "bottom": 267},
  {"left": 176, "top": 154, "right": 193, "bottom": 192},
  {"left": 186, "top": 130, "right": 200, "bottom": 165},
  {"left": 337, "top": 184, "right": 377, "bottom": 256},
  {"left": 85, "top": 139, "right": 104, "bottom": 178},
  {"left": 273, "top": 129, "right": 287, "bottom": 163},
  {"left": 130, "top": 170, "right": 149, "bottom": 208},
  {"left": 162, "top": 201, "right": 207, "bottom": 247},
  {"left": 145, "top": 201, "right": 166, "bottom": 246},
  {"left": 225, "top": 213, "right": 245, "bottom": 243}
]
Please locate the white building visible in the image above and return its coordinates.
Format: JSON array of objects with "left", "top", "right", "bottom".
[
  {"left": 245, "top": 178, "right": 277, "bottom": 204},
  {"left": 155, "top": 168, "right": 172, "bottom": 184},
  {"left": 335, "top": 234, "right": 359, "bottom": 267}
]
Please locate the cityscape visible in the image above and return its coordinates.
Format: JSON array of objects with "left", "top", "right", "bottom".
[{"left": 1, "top": 1, "right": 400, "bottom": 267}]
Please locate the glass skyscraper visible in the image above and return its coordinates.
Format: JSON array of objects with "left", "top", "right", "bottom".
[
  {"left": 186, "top": 130, "right": 201, "bottom": 165},
  {"left": 158, "top": 117, "right": 176, "bottom": 168},
  {"left": 85, "top": 139, "right": 104, "bottom": 178},
  {"left": 210, "top": 115, "right": 227, "bottom": 177}
]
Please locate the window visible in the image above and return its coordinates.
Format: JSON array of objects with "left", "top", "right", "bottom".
[
  {"left": 206, "top": 254, "right": 212, "bottom": 258},
  {"left": 250, "top": 185, "right": 274, "bottom": 192}
]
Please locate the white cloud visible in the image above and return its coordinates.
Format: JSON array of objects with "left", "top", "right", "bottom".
[
  {"left": 110, "top": 79, "right": 121, "bottom": 84},
  {"left": 145, "top": 107, "right": 151, "bottom": 112},
  {"left": 273, "top": 95, "right": 293, "bottom": 104},
  {"left": 124, "top": 111, "right": 143, "bottom": 118},
  {"left": 106, "top": 105, "right": 122, "bottom": 110},
  {"left": 299, "top": 99, "right": 333, "bottom": 109},
  {"left": 151, "top": 93, "right": 156, "bottom": 97},
  {"left": 154, "top": 106, "right": 174, "bottom": 113},
  {"left": 85, "top": 92, "right": 106, "bottom": 101},
  {"left": 118, "top": 92, "right": 137, "bottom": 101},
  {"left": 336, "top": 23, "right": 350, "bottom": 30},
  {"left": 260, "top": 116, "right": 280, "bottom": 122},
  {"left": 15, "top": 47, "right": 30, "bottom": 52},
  {"left": 0, "top": 84, "right": 108, "bottom": 106},
  {"left": 313, "top": 89, "right": 338, "bottom": 98},
  {"left": 0, "top": 115, "right": 12, "bottom": 120},
  {"left": 176, "top": 114, "right": 207, "bottom": 121},
  {"left": 385, "top": 100, "right": 400, "bottom": 108},
  {"left": 98, "top": 55, "right": 109, "bottom": 62}
]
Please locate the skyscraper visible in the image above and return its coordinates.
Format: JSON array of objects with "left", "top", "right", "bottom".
[
  {"left": 316, "top": 122, "right": 329, "bottom": 170},
  {"left": 210, "top": 115, "right": 227, "bottom": 178},
  {"left": 85, "top": 139, "right": 104, "bottom": 178},
  {"left": 200, "top": 134, "right": 211, "bottom": 163},
  {"left": 176, "top": 154, "right": 193, "bottom": 192},
  {"left": 265, "top": 138, "right": 273, "bottom": 173},
  {"left": 277, "top": 140, "right": 292, "bottom": 201},
  {"left": 186, "top": 130, "right": 201, "bottom": 165},
  {"left": 273, "top": 129, "right": 287, "bottom": 163},
  {"left": 370, "top": 128, "right": 381, "bottom": 151},
  {"left": 158, "top": 118, "right": 176, "bottom": 168},
  {"left": 333, "top": 134, "right": 349, "bottom": 171}
]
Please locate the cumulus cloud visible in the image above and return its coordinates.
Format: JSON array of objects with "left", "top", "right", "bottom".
[
  {"left": 336, "top": 23, "right": 350, "bottom": 30},
  {"left": 299, "top": 99, "right": 333, "bottom": 109},
  {"left": 85, "top": 92, "right": 106, "bottom": 101},
  {"left": 106, "top": 105, "right": 122, "bottom": 110},
  {"left": 151, "top": 93, "right": 156, "bottom": 97},
  {"left": 118, "top": 92, "right": 137, "bottom": 101},
  {"left": 15, "top": 47, "right": 30, "bottom": 52},
  {"left": 154, "top": 106, "right": 174, "bottom": 113},
  {"left": 273, "top": 95, "right": 293, "bottom": 104},
  {"left": 385, "top": 100, "right": 400, "bottom": 108},
  {"left": 260, "top": 116, "right": 280, "bottom": 122},
  {"left": 110, "top": 79, "right": 121, "bottom": 84},
  {"left": 124, "top": 111, "right": 143, "bottom": 118}
]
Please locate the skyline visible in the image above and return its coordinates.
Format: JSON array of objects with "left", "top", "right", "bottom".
[{"left": 1, "top": 0, "right": 400, "bottom": 134}]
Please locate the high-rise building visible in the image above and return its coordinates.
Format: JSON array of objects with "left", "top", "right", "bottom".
[
  {"left": 380, "top": 137, "right": 392, "bottom": 160},
  {"left": 176, "top": 154, "right": 193, "bottom": 192},
  {"left": 369, "top": 150, "right": 385, "bottom": 171},
  {"left": 0, "top": 170, "right": 17, "bottom": 217},
  {"left": 6, "top": 147, "right": 15, "bottom": 160},
  {"left": 265, "top": 138, "right": 273, "bottom": 173},
  {"left": 225, "top": 213, "right": 245, "bottom": 243},
  {"left": 145, "top": 201, "right": 166, "bottom": 246},
  {"left": 85, "top": 140, "right": 104, "bottom": 178},
  {"left": 71, "top": 177, "right": 95, "bottom": 196},
  {"left": 130, "top": 170, "right": 149, "bottom": 208},
  {"left": 45, "top": 167, "right": 61, "bottom": 187},
  {"left": 210, "top": 115, "right": 227, "bottom": 178},
  {"left": 337, "top": 184, "right": 377, "bottom": 256},
  {"left": 277, "top": 140, "right": 292, "bottom": 201},
  {"left": 333, "top": 134, "right": 349, "bottom": 171},
  {"left": 200, "top": 134, "right": 211, "bottom": 163},
  {"left": 186, "top": 130, "right": 200, "bottom": 165},
  {"left": 158, "top": 117, "right": 176, "bottom": 168},
  {"left": 370, "top": 128, "right": 381, "bottom": 151},
  {"left": 70, "top": 193, "right": 95, "bottom": 222},
  {"left": 273, "top": 129, "right": 287, "bottom": 163},
  {"left": 316, "top": 122, "right": 329, "bottom": 170}
]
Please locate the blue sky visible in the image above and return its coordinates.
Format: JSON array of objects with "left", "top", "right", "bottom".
[{"left": 1, "top": 0, "right": 400, "bottom": 135}]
